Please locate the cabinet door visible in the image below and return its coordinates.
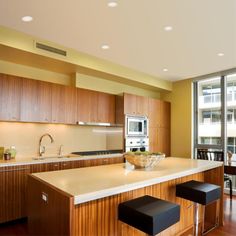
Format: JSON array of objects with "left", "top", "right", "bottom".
[
  {"left": 149, "top": 127, "right": 170, "bottom": 156},
  {"left": 48, "top": 162, "right": 60, "bottom": 171},
  {"left": 77, "top": 88, "right": 98, "bottom": 122},
  {"left": 124, "top": 93, "right": 137, "bottom": 115},
  {"left": 136, "top": 95, "right": 149, "bottom": 116},
  {"left": 0, "top": 74, "right": 22, "bottom": 121},
  {"left": 20, "top": 78, "right": 38, "bottom": 122},
  {"left": 21, "top": 79, "right": 52, "bottom": 122},
  {"left": 149, "top": 127, "right": 159, "bottom": 153},
  {"left": 30, "top": 163, "right": 49, "bottom": 173},
  {"left": 159, "top": 127, "right": 170, "bottom": 156},
  {"left": 0, "top": 165, "right": 30, "bottom": 223},
  {"left": 160, "top": 101, "right": 170, "bottom": 128},
  {"left": 52, "top": 84, "right": 77, "bottom": 124},
  {"left": 60, "top": 161, "right": 73, "bottom": 170},
  {"left": 38, "top": 81, "right": 52, "bottom": 123},
  {"left": 148, "top": 98, "right": 161, "bottom": 128},
  {"left": 97, "top": 92, "right": 115, "bottom": 123}
]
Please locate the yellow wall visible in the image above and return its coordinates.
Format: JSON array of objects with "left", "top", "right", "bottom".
[
  {"left": 162, "top": 79, "right": 192, "bottom": 158},
  {"left": 74, "top": 73, "right": 160, "bottom": 98},
  {"left": 0, "top": 60, "right": 72, "bottom": 86}
]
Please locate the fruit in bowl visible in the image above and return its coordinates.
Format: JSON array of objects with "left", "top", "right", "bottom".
[{"left": 124, "top": 151, "right": 165, "bottom": 169}]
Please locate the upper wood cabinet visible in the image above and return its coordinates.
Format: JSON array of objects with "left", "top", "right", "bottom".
[
  {"left": 124, "top": 93, "right": 137, "bottom": 115},
  {"left": 124, "top": 93, "right": 148, "bottom": 116},
  {"left": 148, "top": 98, "right": 170, "bottom": 128},
  {"left": 0, "top": 74, "right": 22, "bottom": 121},
  {"left": 52, "top": 84, "right": 77, "bottom": 124},
  {"left": 21, "top": 79, "right": 52, "bottom": 123},
  {"left": 77, "top": 88, "right": 115, "bottom": 123},
  {"left": 97, "top": 92, "right": 115, "bottom": 123},
  {"left": 77, "top": 88, "right": 98, "bottom": 123}
]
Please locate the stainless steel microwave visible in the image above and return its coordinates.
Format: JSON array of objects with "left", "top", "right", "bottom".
[{"left": 125, "top": 115, "right": 148, "bottom": 137}]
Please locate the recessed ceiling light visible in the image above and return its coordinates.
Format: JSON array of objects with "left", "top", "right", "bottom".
[
  {"left": 21, "top": 16, "right": 33, "bottom": 22},
  {"left": 163, "top": 68, "right": 168, "bottom": 72},
  {"left": 217, "top": 53, "right": 224, "bottom": 57},
  {"left": 108, "top": 1, "right": 118, "bottom": 7},
  {"left": 101, "top": 44, "right": 110, "bottom": 50},
  {"left": 164, "top": 26, "right": 173, "bottom": 31}
]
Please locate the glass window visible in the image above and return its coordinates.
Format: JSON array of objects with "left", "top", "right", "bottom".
[
  {"left": 197, "top": 78, "right": 221, "bottom": 145},
  {"left": 212, "top": 110, "right": 221, "bottom": 123}
]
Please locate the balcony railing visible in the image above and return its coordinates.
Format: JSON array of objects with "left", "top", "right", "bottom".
[{"left": 199, "top": 93, "right": 236, "bottom": 109}]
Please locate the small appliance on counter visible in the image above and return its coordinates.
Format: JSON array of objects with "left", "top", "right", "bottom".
[{"left": 71, "top": 149, "right": 123, "bottom": 156}]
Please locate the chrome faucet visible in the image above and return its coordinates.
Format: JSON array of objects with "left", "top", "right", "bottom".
[
  {"left": 39, "top": 133, "right": 54, "bottom": 156},
  {"left": 58, "top": 145, "right": 64, "bottom": 156}
]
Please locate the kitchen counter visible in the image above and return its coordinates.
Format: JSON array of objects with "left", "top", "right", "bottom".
[
  {"left": 28, "top": 157, "right": 224, "bottom": 236},
  {"left": 0, "top": 153, "right": 123, "bottom": 167},
  {"left": 31, "top": 157, "right": 223, "bottom": 204}
]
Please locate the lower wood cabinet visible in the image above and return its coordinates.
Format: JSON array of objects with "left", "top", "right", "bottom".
[
  {"left": 0, "top": 165, "right": 30, "bottom": 223},
  {"left": 0, "top": 156, "right": 124, "bottom": 223}
]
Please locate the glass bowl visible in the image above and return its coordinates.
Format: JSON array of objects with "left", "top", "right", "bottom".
[{"left": 124, "top": 153, "right": 165, "bottom": 169}]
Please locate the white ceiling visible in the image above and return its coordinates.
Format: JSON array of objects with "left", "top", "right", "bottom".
[{"left": 0, "top": 0, "right": 236, "bottom": 81}]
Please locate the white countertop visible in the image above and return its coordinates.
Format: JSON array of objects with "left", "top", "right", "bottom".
[
  {"left": 0, "top": 153, "right": 123, "bottom": 167},
  {"left": 31, "top": 157, "right": 223, "bottom": 205}
]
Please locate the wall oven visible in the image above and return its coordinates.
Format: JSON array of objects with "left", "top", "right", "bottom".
[{"left": 125, "top": 115, "right": 148, "bottom": 137}]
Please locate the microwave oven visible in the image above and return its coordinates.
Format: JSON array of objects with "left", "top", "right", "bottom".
[{"left": 125, "top": 115, "right": 148, "bottom": 137}]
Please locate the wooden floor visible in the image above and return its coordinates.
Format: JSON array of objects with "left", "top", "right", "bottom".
[{"left": 0, "top": 195, "right": 235, "bottom": 236}]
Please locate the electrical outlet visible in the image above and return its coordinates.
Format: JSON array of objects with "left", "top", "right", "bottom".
[{"left": 42, "top": 192, "right": 48, "bottom": 203}]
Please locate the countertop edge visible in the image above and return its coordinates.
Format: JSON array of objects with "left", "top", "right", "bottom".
[{"left": 0, "top": 153, "right": 123, "bottom": 167}]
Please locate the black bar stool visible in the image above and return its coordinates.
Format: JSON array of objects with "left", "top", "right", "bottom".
[
  {"left": 118, "top": 195, "right": 180, "bottom": 236},
  {"left": 176, "top": 180, "right": 221, "bottom": 236}
]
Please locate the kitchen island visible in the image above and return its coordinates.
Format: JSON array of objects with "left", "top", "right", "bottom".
[{"left": 28, "top": 157, "right": 224, "bottom": 236}]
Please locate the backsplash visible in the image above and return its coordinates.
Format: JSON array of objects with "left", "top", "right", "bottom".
[{"left": 0, "top": 122, "right": 123, "bottom": 159}]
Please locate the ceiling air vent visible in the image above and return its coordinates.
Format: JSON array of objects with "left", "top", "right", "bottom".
[{"left": 35, "top": 42, "right": 67, "bottom": 56}]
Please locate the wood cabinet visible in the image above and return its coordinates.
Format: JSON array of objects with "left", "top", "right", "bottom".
[
  {"left": 0, "top": 165, "right": 30, "bottom": 223},
  {"left": 149, "top": 127, "right": 170, "bottom": 156},
  {"left": 0, "top": 73, "right": 22, "bottom": 121},
  {"left": 21, "top": 79, "right": 52, "bottom": 123},
  {"left": 77, "top": 88, "right": 116, "bottom": 123},
  {"left": 148, "top": 98, "right": 171, "bottom": 156},
  {"left": 52, "top": 84, "right": 77, "bottom": 124},
  {"left": 77, "top": 88, "right": 98, "bottom": 123},
  {"left": 97, "top": 92, "right": 115, "bottom": 123},
  {"left": 0, "top": 73, "right": 116, "bottom": 125},
  {"left": 160, "top": 101, "right": 170, "bottom": 128},
  {"left": 0, "top": 156, "right": 124, "bottom": 224},
  {"left": 124, "top": 93, "right": 148, "bottom": 116}
]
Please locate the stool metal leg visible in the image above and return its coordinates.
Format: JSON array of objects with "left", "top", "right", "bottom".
[{"left": 193, "top": 203, "right": 200, "bottom": 236}]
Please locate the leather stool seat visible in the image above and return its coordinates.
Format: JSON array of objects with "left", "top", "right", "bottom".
[
  {"left": 176, "top": 180, "right": 221, "bottom": 205},
  {"left": 118, "top": 195, "right": 180, "bottom": 236},
  {"left": 176, "top": 180, "right": 221, "bottom": 235}
]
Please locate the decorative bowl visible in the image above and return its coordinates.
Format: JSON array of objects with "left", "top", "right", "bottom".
[{"left": 124, "top": 152, "right": 165, "bottom": 169}]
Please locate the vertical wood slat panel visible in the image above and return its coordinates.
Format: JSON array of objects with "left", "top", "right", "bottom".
[
  {"left": 0, "top": 165, "right": 30, "bottom": 223},
  {"left": 71, "top": 172, "right": 209, "bottom": 236}
]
